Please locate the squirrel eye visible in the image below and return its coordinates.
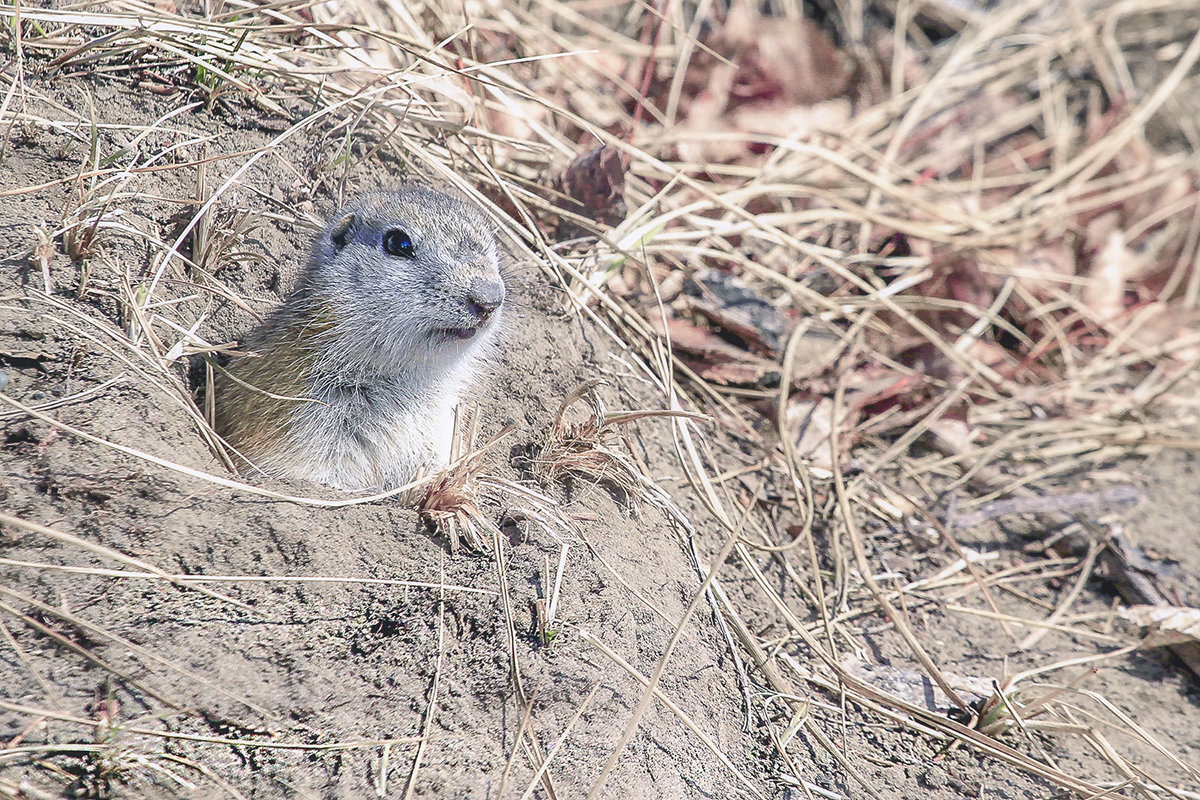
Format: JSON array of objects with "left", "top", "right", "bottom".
[{"left": 383, "top": 229, "right": 416, "bottom": 258}]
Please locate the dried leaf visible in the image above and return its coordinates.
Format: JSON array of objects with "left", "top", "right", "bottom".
[
  {"left": 841, "top": 657, "right": 992, "bottom": 713},
  {"left": 0, "top": 350, "right": 51, "bottom": 372},
  {"left": 787, "top": 397, "right": 857, "bottom": 471},
  {"left": 554, "top": 144, "right": 629, "bottom": 228},
  {"left": 674, "top": 3, "right": 854, "bottom": 164},
  {"left": 926, "top": 418, "right": 975, "bottom": 454},
  {"left": 842, "top": 371, "right": 926, "bottom": 412},
  {"left": 659, "top": 317, "right": 779, "bottom": 386},
  {"left": 685, "top": 268, "right": 793, "bottom": 354},
  {"left": 1122, "top": 605, "right": 1200, "bottom": 648},
  {"left": 708, "top": 4, "right": 853, "bottom": 107},
  {"left": 1082, "top": 230, "right": 1133, "bottom": 323}
]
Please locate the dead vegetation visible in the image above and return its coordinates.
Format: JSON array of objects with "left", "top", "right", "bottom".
[{"left": 2, "top": 0, "right": 1200, "bottom": 797}]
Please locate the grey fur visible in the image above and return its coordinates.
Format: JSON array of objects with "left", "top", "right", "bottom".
[{"left": 214, "top": 187, "right": 506, "bottom": 490}]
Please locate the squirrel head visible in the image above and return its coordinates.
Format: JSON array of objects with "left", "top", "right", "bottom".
[{"left": 303, "top": 187, "right": 507, "bottom": 376}]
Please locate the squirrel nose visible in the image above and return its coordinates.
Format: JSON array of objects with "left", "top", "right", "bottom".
[{"left": 465, "top": 278, "right": 505, "bottom": 322}]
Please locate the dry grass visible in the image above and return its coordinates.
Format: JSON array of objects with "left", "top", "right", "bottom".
[{"left": 2, "top": 0, "right": 1200, "bottom": 797}]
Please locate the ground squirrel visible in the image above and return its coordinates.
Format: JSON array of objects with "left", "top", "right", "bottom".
[{"left": 214, "top": 187, "right": 506, "bottom": 490}]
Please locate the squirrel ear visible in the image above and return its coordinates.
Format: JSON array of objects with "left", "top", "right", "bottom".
[{"left": 329, "top": 213, "right": 355, "bottom": 250}]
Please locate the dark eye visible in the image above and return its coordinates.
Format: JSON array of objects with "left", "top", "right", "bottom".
[{"left": 383, "top": 229, "right": 416, "bottom": 258}]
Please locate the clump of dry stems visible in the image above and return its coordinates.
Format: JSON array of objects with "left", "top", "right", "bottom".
[{"left": 417, "top": 410, "right": 508, "bottom": 554}]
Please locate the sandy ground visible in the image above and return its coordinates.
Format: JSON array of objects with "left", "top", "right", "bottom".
[{"left": 2, "top": 73, "right": 1199, "bottom": 800}]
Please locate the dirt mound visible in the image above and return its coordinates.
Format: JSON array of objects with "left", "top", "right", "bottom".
[{"left": 0, "top": 85, "right": 775, "bottom": 798}]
